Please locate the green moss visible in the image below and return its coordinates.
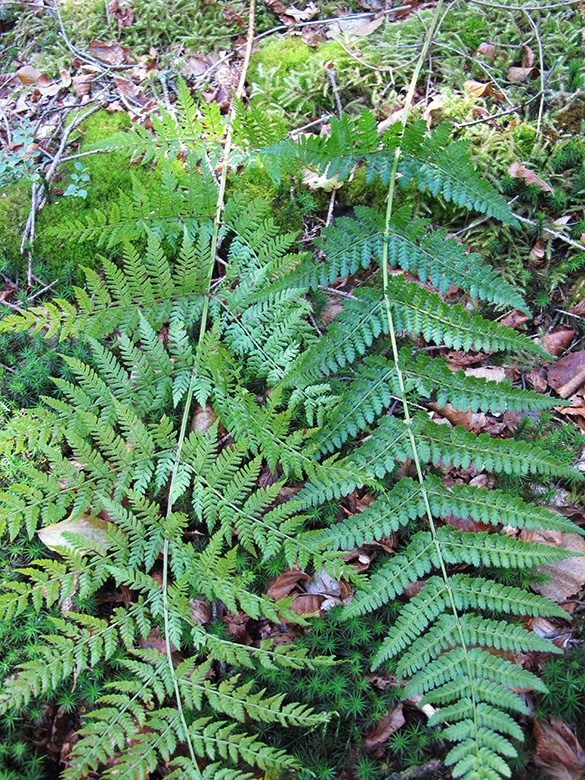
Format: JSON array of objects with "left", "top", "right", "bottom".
[
  {"left": 336, "top": 167, "right": 387, "bottom": 213},
  {"left": 26, "top": 111, "right": 161, "bottom": 294},
  {"left": 0, "top": 183, "right": 30, "bottom": 267}
]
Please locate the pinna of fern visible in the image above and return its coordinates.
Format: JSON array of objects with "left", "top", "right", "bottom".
[{"left": 0, "top": 89, "right": 583, "bottom": 780}]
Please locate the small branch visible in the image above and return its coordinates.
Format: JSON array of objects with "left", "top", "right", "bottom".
[
  {"left": 28, "top": 279, "right": 59, "bottom": 302},
  {"left": 512, "top": 212, "right": 585, "bottom": 253},
  {"left": 524, "top": 10, "right": 545, "bottom": 138},
  {"left": 326, "top": 65, "right": 343, "bottom": 120}
]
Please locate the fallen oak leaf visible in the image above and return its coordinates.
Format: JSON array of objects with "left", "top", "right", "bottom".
[
  {"left": 37, "top": 512, "right": 113, "bottom": 554},
  {"left": 541, "top": 327, "right": 575, "bottom": 358},
  {"left": 532, "top": 533, "right": 585, "bottom": 604},
  {"left": 508, "top": 160, "right": 553, "bottom": 193},
  {"left": 507, "top": 65, "right": 539, "bottom": 83},
  {"left": 16, "top": 65, "right": 41, "bottom": 84},
  {"left": 36, "top": 73, "right": 61, "bottom": 97},
  {"left": 363, "top": 704, "right": 405, "bottom": 749},
  {"left": 534, "top": 719, "right": 585, "bottom": 780}
]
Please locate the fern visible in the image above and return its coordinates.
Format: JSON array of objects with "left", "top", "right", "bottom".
[{"left": 0, "top": 84, "right": 582, "bottom": 780}]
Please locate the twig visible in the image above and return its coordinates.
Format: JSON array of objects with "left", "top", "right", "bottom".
[
  {"left": 289, "top": 114, "right": 334, "bottom": 135},
  {"left": 512, "top": 212, "right": 585, "bottom": 253},
  {"left": 433, "top": 42, "right": 514, "bottom": 104},
  {"left": 524, "top": 9, "right": 545, "bottom": 138},
  {"left": 470, "top": 0, "right": 578, "bottom": 9},
  {"left": 326, "top": 65, "right": 343, "bottom": 120},
  {"left": 104, "top": 0, "right": 111, "bottom": 28},
  {"left": 28, "top": 279, "right": 59, "bottom": 302},
  {"left": 59, "top": 148, "right": 108, "bottom": 163}
]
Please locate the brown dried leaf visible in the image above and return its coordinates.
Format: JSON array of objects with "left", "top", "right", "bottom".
[
  {"left": 191, "top": 404, "right": 217, "bottom": 435},
  {"left": 500, "top": 310, "right": 531, "bottom": 329},
  {"left": 542, "top": 327, "right": 575, "bottom": 357},
  {"left": 189, "top": 597, "right": 211, "bottom": 625},
  {"left": 533, "top": 533, "right": 585, "bottom": 603},
  {"left": 523, "top": 45, "right": 535, "bottom": 68},
  {"left": 508, "top": 161, "right": 553, "bottom": 193},
  {"left": 17, "top": 65, "right": 41, "bottom": 84},
  {"left": 475, "top": 42, "right": 496, "bottom": 59},
  {"left": 72, "top": 73, "right": 94, "bottom": 97},
  {"left": 349, "top": 14, "right": 385, "bottom": 36},
  {"left": 59, "top": 67, "right": 72, "bottom": 88},
  {"left": 37, "top": 513, "right": 112, "bottom": 553},
  {"left": 289, "top": 593, "right": 324, "bottom": 614},
  {"left": 36, "top": 73, "right": 60, "bottom": 96},
  {"left": 507, "top": 66, "right": 539, "bottom": 83},
  {"left": 428, "top": 402, "right": 486, "bottom": 432},
  {"left": 88, "top": 40, "right": 130, "bottom": 65},
  {"left": 548, "top": 351, "right": 585, "bottom": 393},
  {"left": 534, "top": 719, "right": 585, "bottom": 780},
  {"left": 464, "top": 366, "right": 506, "bottom": 382},
  {"left": 530, "top": 239, "right": 547, "bottom": 264},
  {"left": 268, "top": 567, "right": 310, "bottom": 600},
  {"left": 568, "top": 298, "right": 585, "bottom": 316},
  {"left": 465, "top": 80, "right": 502, "bottom": 99},
  {"left": 363, "top": 704, "right": 405, "bottom": 748},
  {"left": 285, "top": 2, "right": 319, "bottom": 22}
]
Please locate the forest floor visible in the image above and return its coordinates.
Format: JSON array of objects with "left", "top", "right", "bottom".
[{"left": 1, "top": 1, "right": 585, "bottom": 779}]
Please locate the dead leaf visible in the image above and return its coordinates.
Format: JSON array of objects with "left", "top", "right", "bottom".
[
  {"left": 569, "top": 298, "right": 585, "bottom": 316},
  {"left": 499, "top": 309, "right": 531, "bottom": 329},
  {"left": 59, "top": 67, "right": 72, "bottom": 88},
  {"left": 17, "top": 65, "right": 41, "bottom": 84},
  {"left": 302, "top": 169, "right": 342, "bottom": 191},
  {"left": 423, "top": 97, "right": 444, "bottom": 128},
  {"left": 36, "top": 73, "right": 60, "bottom": 97},
  {"left": 72, "top": 73, "right": 94, "bottom": 97},
  {"left": 289, "top": 593, "right": 324, "bottom": 614},
  {"left": 541, "top": 327, "right": 575, "bottom": 358},
  {"left": 88, "top": 40, "right": 130, "bottom": 65},
  {"left": 268, "top": 567, "right": 310, "bottom": 600},
  {"left": 548, "top": 350, "right": 585, "bottom": 389},
  {"left": 534, "top": 719, "right": 585, "bottom": 780},
  {"left": 530, "top": 239, "right": 547, "bottom": 264},
  {"left": 285, "top": 2, "right": 319, "bottom": 22},
  {"left": 37, "top": 513, "right": 112, "bottom": 553},
  {"left": 191, "top": 404, "right": 217, "bottom": 434},
  {"left": 533, "top": 533, "right": 585, "bottom": 603},
  {"left": 527, "top": 369, "right": 548, "bottom": 394},
  {"left": 428, "top": 401, "right": 486, "bottom": 432},
  {"left": 465, "top": 80, "right": 502, "bottom": 100},
  {"left": 348, "top": 14, "right": 385, "bottom": 36},
  {"left": 464, "top": 366, "right": 506, "bottom": 382},
  {"left": 189, "top": 597, "right": 211, "bottom": 625},
  {"left": 523, "top": 45, "right": 535, "bottom": 68},
  {"left": 139, "top": 627, "right": 178, "bottom": 655},
  {"left": 507, "top": 66, "right": 539, "bottom": 83},
  {"left": 363, "top": 704, "right": 405, "bottom": 748},
  {"left": 475, "top": 42, "right": 496, "bottom": 59},
  {"left": 508, "top": 161, "right": 553, "bottom": 193}
]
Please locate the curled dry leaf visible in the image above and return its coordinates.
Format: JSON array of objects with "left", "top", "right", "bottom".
[
  {"left": 191, "top": 404, "right": 218, "bottom": 435},
  {"left": 507, "top": 65, "right": 539, "bottom": 83},
  {"left": 17, "top": 65, "right": 41, "bottom": 85},
  {"left": 37, "top": 513, "right": 113, "bottom": 553},
  {"left": 508, "top": 161, "right": 553, "bottom": 193},
  {"left": 499, "top": 309, "right": 531, "bottom": 329},
  {"left": 59, "top": 67, "right": 72, "bottom": 88},
  {"left": 189, "top": 597, "right": 212, "bottom": 625},
  {"left": 541, "top": 327, "right": 575, "bottom": 358},
  {"left": 268, "top": 567, "right": 310, "bottom": 600},
  {"left": 72, "top": 73, "right": 94, "bottom": 97},
  {"left": 534, "top": 719, "right": 585, "bottom": 780},
  {"left": 363, "top": 704, "right": 405, "bottom": 749},
  {"left": 285, "top": 2, "right": 319, "bottom": 22},
  {"left": 464, "top": 366, "right": 506, "bottom": 382},
  {"left": 523, "top": 45, "right": 535, "bottom": 68},
  {"left": 547, "top": 349, "right": 585, "bottom": 397},
  {"left": 532, "top": 533, "right": 585, "bottom": 604},
  {"left": 475, "top": 41, "right": 496, "bottom": 59},
  {"left": 36, "top": 73, "right": 60, "bottom": 97},
  {"left": 88, "top": 40, "right": 131, "bottom": 65},
  {"left": 465, "top": 80, "right": 503, "bottom": 100}
]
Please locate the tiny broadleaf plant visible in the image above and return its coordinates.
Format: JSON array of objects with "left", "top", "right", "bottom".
[{"left": 0, "top": 83, "right": 583, "bottom": 780}]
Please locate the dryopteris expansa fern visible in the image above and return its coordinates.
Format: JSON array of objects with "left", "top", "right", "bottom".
[{"left": 0, "top": 58, "right": 583, "bottom": 780}]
